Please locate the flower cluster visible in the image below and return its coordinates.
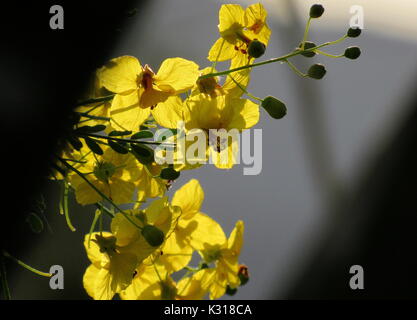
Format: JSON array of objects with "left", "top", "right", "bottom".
[{"left": 44, "top": 3, "right": 361, "bottom": 300}]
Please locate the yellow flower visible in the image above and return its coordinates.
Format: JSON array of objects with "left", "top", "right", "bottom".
[
  {"left": 83, "top": 196, "right": 181, "bottom": 300},
  {"left": 176, "top": 270, "right": 208, "bottom": 300},
  {"left": 208, "top": 3, "right": 271, "bottom": 67},
  {"left": 68, "top": 146, "right": 140, "bottom": 205},
  {"left": 83, "top": 232, "right": 139, "bottom": 300},
  {"left": 184, "top": 94, "right": 259, "bottom": 169},
  {"left": 193, "top": 67, "right": 250, "bottom": 99},
  {"left": 98, "top": 56, "right": 199, "bottom": 130},
  {"left": 136, "top": 162, "right": 168, "bottom": 202},
  {"left": 197, "top": 221, "right": 245, "bottom": 300},
  {"left": 120, "top": 262, "right": 179, "bottom": 300},
  {"left": 170, "top": 179, "right": 226, "bottom": 251}
]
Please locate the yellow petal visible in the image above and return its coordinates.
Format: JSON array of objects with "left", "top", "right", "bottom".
[
  {"left": 187, "top": 213, "right": 227, "bottom": 250},
  {"left": 224, "top": 97, "right": 259, "bottom": 130},
  {"left": 140, "top": 87, "right": 170, "bottom": 108},
  {"left": 108, "top": 178, "right": 135, "bottom": 204},
  {"left": 99, "top": 56, "right": 141, "bottom": 93},
  {"left": 110, "top": 91, "right": 151, "bottom": 131},
  {"left": 207, "top": 38, "right": 237, "bottom": 62},
  {"left": 109, "top": 252, "right": 138, "bottom": 292},
  {"left": 70, "top": 175, "right": 102, "bottom": 205},
  {"left": 83, "top": 264, "right": 101, "bottom": 299},
  {"left": 151, "top": 95, "right": 185, "bottom": 129},
  {"left": 158, "top": 233, "right": 193, "bottom": 273},
  {"left": 227, "top": 220, "right": 244, "bottom": 256},
  {"left": 210, "top": 138, "right": 239, "bottom": 170},
  {"left": 83, "top": 232, "right": 113, "bottom": 267},
  {"left": 154, "top": 58, "right": 200, "bottom": 94},
  {"left": 172, "top": 179, "right": 204, "bottom": 219},
  {"left": 218, "top": 4, "right": 245, "bottom": 37},
  {"left": 121, "top": 270, "right": 161, "bottom": 300},
  {"left": 223, "top": 67, "right": 251, "bottom": 98},
  {"left": 176, "top": 270, "right": 208, "bottom": 300},
  {"left": 111, "top": 211, "right": 142, "bottom": 247},
  {"left": 244, "top": 3, "right": 271, "bottom": 45}
]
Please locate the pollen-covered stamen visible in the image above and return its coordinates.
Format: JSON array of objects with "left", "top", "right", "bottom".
[
  {"left": 93, "top": 234, "right": 118, "bottom": 255},
  {"left": 141, "top": 64, "right": 156, "bottom": 90},
  {"left": 248, "top": 20, "right": 264, "bottom": 34},
  {"left": 93, "top": 161, "right": 116, "bottom": 183},
  {"left": 209, "top": 132, "right": 228, "bottom": 153}
]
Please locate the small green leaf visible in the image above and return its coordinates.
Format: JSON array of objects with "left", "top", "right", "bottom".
[
  {"left": 26, "top": 212, "right": 44, "bottom": 234},
  {"left": 131, "top": 144, "right": 154, "bottom": 164},
  {"left": 131, "top": 131, "right": 154, "bottom": 140},
  {"left": 108, "top": 130, "right": 132, "bottom": 137},
  {"left": 108, "top": 140, "right": 128, "bottom": 154},
  {"left": 160, "top": 167, "right": 180, "bottom": 180},
  {"left": 68, "top": 136, "right": 83, "bottom": 150},
  {"left": 75, "top": 125, "right": 106, "bottom": 134},
  {"left": 141, "top": 225, "right": 165, "bottom": 247},
  {"left": 84, "top": 137, "right": 104, "bottom": 155}
]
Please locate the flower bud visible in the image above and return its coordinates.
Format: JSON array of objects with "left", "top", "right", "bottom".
[
  {"left": 248, "top": 40, "right": 266, "bottom": 58},
  {"left": 299, "top": 41, "right": 316, "bottom": 58},
  {"left": 226, "top": 285, "right": 238, "bottom": 296},
  {"left": 347, "top": 27, "right": 361, "bottom": 38},
  {"left": 141, "top": 225, "right": 165, "bottom": 247},
  {"left": 238, "top": 265, "right": 249, "bottom": 286},
  {"left": 307, "top": 63, "right": 327, "bottom": 79},
  {"left": 160, "top": 167, "right": 180, "bottom": 180},
  {"left": 344, "top": 46, "right": 361, "bottom": 59},
  {"left": 309, "top": 4, "right": 324, "bottom": 18},
  {"left": 261, "top": 96, "right": 287, "bottom": 119}
]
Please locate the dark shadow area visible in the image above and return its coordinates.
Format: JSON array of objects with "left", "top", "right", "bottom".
[
  {"left": 284, "top": 72, "right": 417, "bottom": 299},
  {"left": 0, "top": 0, "right": 146, "bottom": 287}
]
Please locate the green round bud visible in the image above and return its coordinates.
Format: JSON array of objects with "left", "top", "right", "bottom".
[
  {"left": 299, "top": 41, "right": 316, "bottom": 58},
  {"left": 309, "top": 4, "right": 324, "bottom": 18},
  {"left": 347, "top": 27, "right": 361, "bottom": 38},
  {"left": 248, "top": 40, "right": 266, "bottom": 58},
  {"left": 160, "top": 167, "right": 180, "bottom": 180},
  {"left": 344, "top": 46, "right": 361, "bottom": 59},
  {"left": 141, "top": 225, "right": 165, "bottom": 247},
  {"left": 261, "top": 96, "right": 287, "bottom": 119},
  {"left": 226, "top": 286, "right": 238, "bottom": 296},
  {"left": 307, "top": 63, "right": 327, "bottom": 79}
]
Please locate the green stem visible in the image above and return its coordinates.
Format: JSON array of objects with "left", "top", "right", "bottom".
[
  {"left": 200, "top": 36, "right": 348, "bottom": 80},
  {"left": 229, "top": 75, "right": 262, "bottom": 102},
  {"left": 77, "top": 113, "right": 111, "bottom": 122},
  {"left": 285, "top": 60, "right": 308, "bottom": 78},
  {"left": 57, "top": 158, "right": 142, "bottom": 231},
  {"left": 95, "top": 203, "right": 116, "bottom": 219},
  {"left": 75, "top": 94, "right": 115, "bottom": 107},
  {"left": 88, "top": 209, "right": 102, "bottom": 248},
  {"left": 315, "top": 49, "right": 345, "bottom": 58},
  {"left": 63, "top": 181, "right": 76, "bottom": 232},
  {"left": 301, "top": 17, "right": 312, "bottom": 50},
  {"left": 3, "top": 251, "right": 51, "bottom": 278},
  {"left": 78, "top": 133, "right": 175, "bottom": 146},
  {"left": 0, "top": 253, "right": 11, "bottom": 300}
]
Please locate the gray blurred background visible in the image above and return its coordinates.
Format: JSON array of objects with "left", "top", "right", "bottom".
[{"left": 8, "top": 0, "right": 417, "bottom": 299}]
